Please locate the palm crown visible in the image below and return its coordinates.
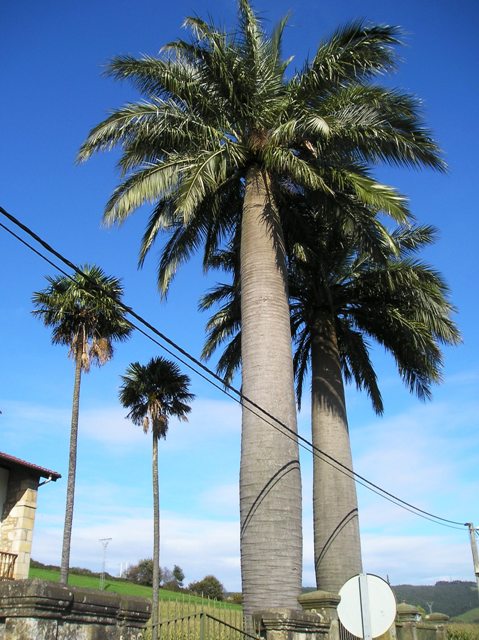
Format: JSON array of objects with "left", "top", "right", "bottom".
[
  {"left": 32, "top": 265, "right": 131, "bottom": 369},
  {"left": 119, "top": 357, "right": 194, "bottom": 438},
  {"left": 78, "top": 4, "right": 442, "bottom": 292},
  {"left": 289, "top": 212, "right": 461, "bottom": 412}
]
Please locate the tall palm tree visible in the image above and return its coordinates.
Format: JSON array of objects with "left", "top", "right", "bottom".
[
  {"left": 289, "top": 210, "right": 460, "bottom": 592},
  {"left": 32, "top": 265, "right": 132, "bottom": 584},
  {"left": 78, "top": 0, "right": 443, "bottom": 613},
  {"left": 200, "top": 209, "right": 460, "bottom": 593},
  {"left": 119, "top": 357, "right": 194, "bottom": 640}
]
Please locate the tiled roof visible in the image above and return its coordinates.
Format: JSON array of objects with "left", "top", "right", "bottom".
[{"left": 0, "top": 451, "right": 61, "bottom": 481}]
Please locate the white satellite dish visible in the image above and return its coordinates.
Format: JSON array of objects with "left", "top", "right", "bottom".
[{"left": 337, "top": 573, "right": 397, "bottom": 640}]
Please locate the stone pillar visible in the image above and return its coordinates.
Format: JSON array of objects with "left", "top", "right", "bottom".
[
  {"left": 396, "top": 603, "right": 421, "bottom": 640},
  {"left": 253, "top": 608, "right": 331, "bottom": 640},
  {"left": 0, "top": 471, "right": 38, "bottom": 579},
  {"left": 423, "top": 613, "right": 449, "bottom": 640},
  {"left": 253, "top": 591, "right": 340, "bottom": 640},
  {"left": 298, "top": 590, "right": 341, "bottom": 640},
  {"left": 0, "top": 579, "right": 150, "bottom": 640}
]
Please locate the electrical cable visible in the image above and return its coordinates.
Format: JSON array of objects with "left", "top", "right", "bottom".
[
  {"left": 0, "top": 205, "right": 468, "bottom": 531},
  {"left": 1, "top": 205, "right": 467, "bottom": 529}
]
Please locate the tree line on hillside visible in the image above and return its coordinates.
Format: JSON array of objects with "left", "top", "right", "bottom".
[
  {"left": 392, "top": 581, "right": 478, "bottom": 619},
  {"left": 123, "top": 559, "right": 226, "bottom": 601},
  {"left": 123, "top": 559, "right": 185, "bottom": 590},
  {"left": 31, "top": 558, "right": 228, "bottom": 602}
]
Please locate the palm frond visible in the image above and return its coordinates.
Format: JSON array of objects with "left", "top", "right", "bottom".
[
  {"left": 103, "top": 157, "right": 191, "bottom": 226},
  {"left": 293, "top": 21, "right": 401, "bottom": 100},
  {"left": 338, "top": 323, "right": 383, "bottom": 414},
  {"left": 264, "top": 146, "right": 333, "bottom": 193},
  {"left": 343, "top": 172, "right": 409, "bottom": 222},
  {"left": 157, "top": 214, "right": 210, "bottom": 296},
  {"left": 77, "top": 101, "right": 165, "bottom": 162}
]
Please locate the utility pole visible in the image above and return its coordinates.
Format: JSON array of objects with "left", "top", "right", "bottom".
[
  {"left": 99, "top": 538, "right": 112, "bottom": 591},
  {"left": 466, "top": 523, "right": 479, "bottom": 599}
]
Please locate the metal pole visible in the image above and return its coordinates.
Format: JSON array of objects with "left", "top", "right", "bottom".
[
  {"left": 466, "top": 523, "right": 479, "bottom": 599},
  {"left": 99, "top": 537, "right": 112, "bottom": 590},
  {"left": 358, "top": 573, "right": 372, "bottom": 640}
]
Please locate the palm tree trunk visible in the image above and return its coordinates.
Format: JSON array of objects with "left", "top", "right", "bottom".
[
  {"left": 60, "top": 341, "right": 83, "bottom": 585},
  {"left": 151, "top": 430, "right": 160, "bottom": 640},
  {"left": 311, "top": 314, "right": 362, "bottom": 593},
  {"left": 240, "top": 166, "right": 302, "bottom": 618}
]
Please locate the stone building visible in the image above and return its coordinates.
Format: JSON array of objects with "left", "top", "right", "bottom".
[{"left": 0, "top": 451, "right": 60, "bottom": 580}]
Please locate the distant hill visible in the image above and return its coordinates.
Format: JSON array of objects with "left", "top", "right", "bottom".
[
  {"left": 391, "top": 581, "right": 477, "bottom": 618},
  {"left": 302, "top": 581, "right": 477, "bottom": 619}
]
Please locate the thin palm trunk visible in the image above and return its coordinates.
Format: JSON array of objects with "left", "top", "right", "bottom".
[
  {"left": 311, "top": 315, "right": 362, "bottom": 593},
  {"left": 240, "top": 166, "right": 302, "bottom": 617},
  {"left": 152, "top": 428, "right": 160, "bottom": 640},
  {"left": 60, "top": 340, "right": 83, "bottom": 585}
]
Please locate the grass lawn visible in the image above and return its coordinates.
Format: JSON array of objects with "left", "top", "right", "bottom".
[
  {"left": 30, "top": 566, "right": 154, "bottom": 597},
  {"left": 28, "top": 566, "right": 241, "bottom": 610}
]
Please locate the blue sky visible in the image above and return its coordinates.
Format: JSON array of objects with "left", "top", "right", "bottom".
[{"left": 1, "top": 0, "right": 478, "bottom": 591}]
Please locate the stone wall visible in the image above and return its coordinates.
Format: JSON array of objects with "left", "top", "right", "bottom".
[
  {"left": 251, "top": 591, "right": 340, "bottom": 640},
  {"left": 0, "top": 579, "right": 150, "bottom": 640},
  {"left": 0, "top": 470, "right": 39, "bottom": 579},
  {"left": 396, "top": 604, "right": 449, "bottom": 640}
]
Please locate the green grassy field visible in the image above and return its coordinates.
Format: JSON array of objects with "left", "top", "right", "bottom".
[
  {"left": 451, "top": 609, "right": 479, "bottom": 624},
  {"left": 28, "top": 566, "right": 241, "bottom": 609},
  {"left": 29, "top": 566, "right": 245, "bottom": 640},
  {"left": 447, "top": 623, "right": 479, "bottom": 640},
  {"left": 30, "top": 566, "right": 155, "bottom": 597}
]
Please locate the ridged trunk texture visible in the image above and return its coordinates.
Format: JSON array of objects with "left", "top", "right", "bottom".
[
  {"left": 311, "top": 315, "right": 362, "bottom": 593},
  {"left": 240, "top": 166, "right": 302, "bottom": 618},
  {"left": 60, "top": 341, "right": 83, "bottom": 585},
  {"left": 151, "top": 431, "right": 160, "bottom": 640}
]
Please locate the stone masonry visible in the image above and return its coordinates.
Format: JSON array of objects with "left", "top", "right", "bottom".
[
  {"left": 0, "top": 578, "right": 151, "bottom": 640},
  {"left": 0, "top": 470, "right": 39, "bottom": 580}
]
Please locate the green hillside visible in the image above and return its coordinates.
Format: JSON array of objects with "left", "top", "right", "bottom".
[
  {"left": 392, "top": 581, "right": 477, "bottom": 618},
  {"left": 28, "top": 565, "right": 240, "bottom": 609},
  {"left": 30, "top": 566, "right": 154, "bottom": 598},
  {"left": 452, "top": 608, "right": 479, "bottom": 624}
]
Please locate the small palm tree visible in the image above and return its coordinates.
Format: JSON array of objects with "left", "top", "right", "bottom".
[
  {"left": 32, "top": 265, "right": 132, "bottom": 584},
  {"left": 119, "top": 357, "right": 194, "bottom": 640}
]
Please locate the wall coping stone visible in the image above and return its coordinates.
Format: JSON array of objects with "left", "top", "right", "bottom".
[
  {"left": 0, "top": 579, "right": 150, "bottom": 628},
  {"left": 253, "top": 607, "right": 330, "bottom": 633},
  {"left": 298, "top": 591, "right": 340, "bottom": 611},
  {"left": 425, "top": 613, "right": 449, "bottom": 622}
]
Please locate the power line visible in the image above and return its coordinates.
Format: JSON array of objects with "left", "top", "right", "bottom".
[
  {"left": 0, "top": 205, "right": 466, "bottom": 530},
  {"left": 0, "top": 205, "right": 468, "bottom": 531}
]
